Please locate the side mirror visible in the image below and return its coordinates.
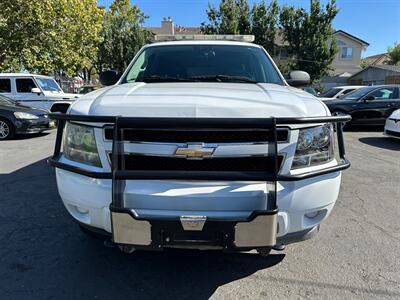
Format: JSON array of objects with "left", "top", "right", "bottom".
[
  {"left": 99, "top": 70, "right": 120, "bottom": 86},
  {"left": 364, "top": 95, "right": 375, "bottom": 101},
  {"left": 286, "top": 71, "right": 310, "bottom": 87},
  {"left": 31, "top": 87, "right": 42, "bottom": 95}
]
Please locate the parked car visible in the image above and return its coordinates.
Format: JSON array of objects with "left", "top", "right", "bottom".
[
  {"left": 324, "top": 85, "right": 400, "bottom": 125},
  {"left": 0, "top": 94, "right": 52, "bottom": 140},
  {"left": 0, "top": 73, "right": 80, "bottom": 113},
  {"left": 48, "top": 36, "right": 351, "bottom": 256},
  {"left": 384, "top": 109, "right": 400, "bottom": 139},
  {"left": 78, "top": 85, "right": 100, "bottom": 94},
  {"left": 319, "top": 85, "right": 364, "bottom": 101}
]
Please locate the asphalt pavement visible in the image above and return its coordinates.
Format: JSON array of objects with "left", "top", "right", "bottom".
[{"left": 0, "top": 128, "right": 399, "bottom": 299}]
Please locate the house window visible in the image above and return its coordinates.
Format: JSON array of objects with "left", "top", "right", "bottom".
[
  {"left": 279, "top": 48, "right": 288, "bottom": 59},
  {"left": 341, "top": 47, "right": 353, "bottom": 59},
  {"left": 337, "top": 40, "right": 346, "bottom": 46}
]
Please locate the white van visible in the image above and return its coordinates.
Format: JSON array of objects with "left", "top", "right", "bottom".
[{"left": 0, "top": 73, "right": 80, "bottom": 112}]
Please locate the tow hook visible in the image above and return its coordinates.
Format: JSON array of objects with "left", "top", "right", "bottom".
[
  {"left": 104, "top": 239, "right": 136, "bottom": 254},
  {"left": 118, "top": 245, "right": 136, "bottom": 254}
]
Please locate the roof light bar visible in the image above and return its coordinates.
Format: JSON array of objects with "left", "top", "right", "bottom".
[{"left": 153, "top": 35, "right": 255, "bottom": 43}]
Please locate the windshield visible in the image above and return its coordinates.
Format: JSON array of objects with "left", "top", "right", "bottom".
[
  {"left": 123, "top": 44, "right": 283, "bottom": 84},
  {"left": 35, "top": 78, "right": 63, "bottom": 93},
  {"left": 0, "top": 94, "right": 15, "bottom": 106},
  {"left": 304, "top": 87, "right": 317, "bottom": 96},
  {"left": 342, "top": 86, "right": 376, "bottom": 100},
  {"left": 321, "top": 88, "right": 341, "bottom": 98}
]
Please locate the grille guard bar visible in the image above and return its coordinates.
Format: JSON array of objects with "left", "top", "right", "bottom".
[{"left": 48, "top": 113, "right": 351, "bottom": 212}]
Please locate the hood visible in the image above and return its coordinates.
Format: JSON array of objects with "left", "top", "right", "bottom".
[
  {"left": 390, "top": 109, "right": 400, "bottom": 120},
  {"left": 43, "top": 91, "right": 81, "bottom": 100},
  {"left": 69, "top": 82, "right": 328, "bottom": 118}
]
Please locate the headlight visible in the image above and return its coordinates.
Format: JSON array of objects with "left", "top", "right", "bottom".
[
  {"left": 292, "top": 124, "right": 334, "bottom": 169},
  {"left": 14, "top": 112, "right": 39, "bottom": 119},
  {"left": 63, "top": 122, "right": 102, "bottom": 167}
]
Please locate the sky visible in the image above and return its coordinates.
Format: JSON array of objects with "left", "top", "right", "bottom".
[{"left": 98, "top": 0, "right": 400, "bottom": 57}]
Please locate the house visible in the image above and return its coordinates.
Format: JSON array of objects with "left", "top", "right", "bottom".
[
  {"left": 274, "top": 30, "right": 369, "bottom": 77},
  {"left": 348, "top": 65, "right": 400, "bottom": 85},
  {"left": 362, "top": 53, "right": 391, "bottom": 66},
  {"left": 147, "top": 17, "right": 201, "bottom": 36}
]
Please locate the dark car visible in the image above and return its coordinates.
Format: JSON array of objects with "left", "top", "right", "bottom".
[
  {"left": 78, "top": 85, "right": 100, "bottom": 94},
  {"left": 324, "top": 85, "right": 400, "bottom": 125},
  {"left": 0, "top": 94, "right": 52, "bottom": 140}
]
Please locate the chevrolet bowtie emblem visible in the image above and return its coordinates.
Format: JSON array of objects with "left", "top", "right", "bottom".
[{"left": 175, "top": 144, "right": 215, "bottom": 159}]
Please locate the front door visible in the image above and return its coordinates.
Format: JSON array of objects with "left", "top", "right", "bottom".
[
  {"left": 352, "top": 87, "right": 399, "bottom": 124},
  {"left": 12, "top": 77, "right": 49, "bottom": 109}
]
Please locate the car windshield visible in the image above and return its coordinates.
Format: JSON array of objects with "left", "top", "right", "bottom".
[
  {"left": 35, "top": 78, "right": 63, "bottom": 93},
  {"left": 304, "top": 87, "right": 317, "bottom": 96},
  {"left": 0, "top": 94, "right": 15, "bottom": 106},
  {"left": 123, "top": 44, "right": 283, "bottom": 85},
  {"left": 342, "top": 86, "right": 376, "bottom": 100},
  {"left": 321, "top": 88, "right": 341, "bottom": 98}
]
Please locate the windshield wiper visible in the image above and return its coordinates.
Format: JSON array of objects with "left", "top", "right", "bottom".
[
  {"left": 190, "top": 75, "right": 258, "bottom": 84},
  {"left": 140, "top": 75, "right": 195, "bottom": 83}
]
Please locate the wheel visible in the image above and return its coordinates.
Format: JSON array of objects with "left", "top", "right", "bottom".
[
  {"left": 0, "top": 119, "right": 15, "bottom": 140},
  {"left": 256, "top": 247, "right": 272, "bottom": 257}
]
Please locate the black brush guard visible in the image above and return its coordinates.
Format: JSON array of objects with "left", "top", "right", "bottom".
[{"left": 48, "top": 114, "right": 351, "bottom": 251}]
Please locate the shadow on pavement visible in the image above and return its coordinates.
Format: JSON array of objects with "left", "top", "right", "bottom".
[
  {"left": 359, "top": 136, "right": 400, "bottom": 151},
  {"left": 13, "top": 132, "right": 51, "bottom": 140},
  {"left": 0, "top": 158, "right": 285, "bottom": 299}
]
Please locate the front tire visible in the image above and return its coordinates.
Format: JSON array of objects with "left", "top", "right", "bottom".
[{"left": 0, "top": 119, "right": 15, "bottom": 140}]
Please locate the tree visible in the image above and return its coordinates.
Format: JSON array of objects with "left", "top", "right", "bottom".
[
  {"left": 387, "top": 42, "right": 400, "bottom": 66},
  {"left": 279, "top": 0, "right": 339, "bottom": 81},
  {"left": 96, "top": 0, "right": 153, "bottom": 74},
  {"left": 201, "top": 0, "right": 251, "bottom": 35},
  {"left": 251, "top": 0, "right": 279, "bottom": 54},
  {"left": 0, "top": 0, "right": 104, "bottom": 76},
  {"left": 360, "top": 59, "right": 370, "bottom": 69}
]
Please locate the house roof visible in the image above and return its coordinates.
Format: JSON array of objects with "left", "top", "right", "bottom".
[
  {"left": 333, "top": 30, "right": 369, "bottom": 46},
  {"left": 362, "top": 53, "right": 391, "bottom": 65},
  {"left": 348, "top": 64, "right": 400, "bottom": 79}
]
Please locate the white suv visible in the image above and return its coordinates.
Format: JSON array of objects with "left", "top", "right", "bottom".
[
  {"left": 48, "top": 37, "right": 350, "bottom": 256},
  {"left": 0, "top": 73, "right": 80, "bottom": 112}
]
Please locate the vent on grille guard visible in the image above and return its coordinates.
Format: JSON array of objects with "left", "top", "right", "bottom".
[
  {"left": 108, "top": 154, "right": 283, "bottom": 172},
  {"left": 104, "top": 128, "right": 289, "bottom": 143}
]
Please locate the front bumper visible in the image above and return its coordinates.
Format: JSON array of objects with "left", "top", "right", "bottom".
[
  {"left": 15, "top": 117, "right": 53, "bottom": 134},
  {"left": 49, "top": 114, "right": 350, "bottom": 251},
  {"left": 111, "top": 208, "right": 277, "bottom": 251},
  {"left": 384, "top": 119, "right": 400, "bottom": 139}
]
